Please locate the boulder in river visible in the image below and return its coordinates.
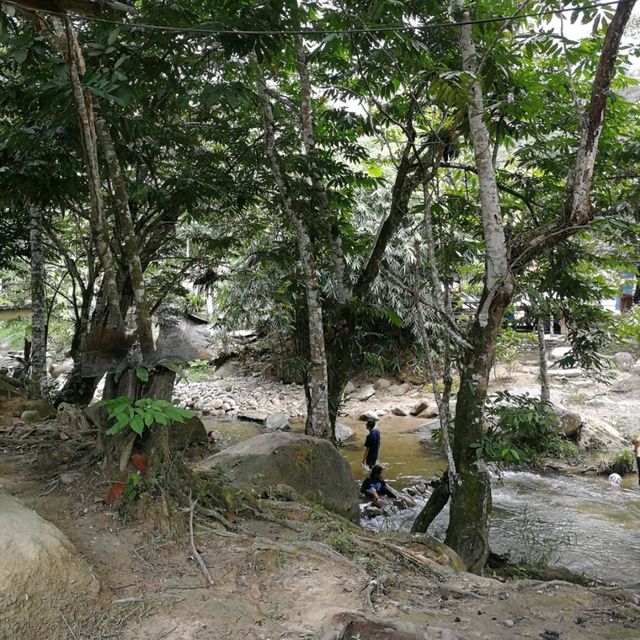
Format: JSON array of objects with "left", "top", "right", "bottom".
[
  {"left": 170, "top": 415, "right": 208, "bottom": 450},
  {"left": 373, "top": 377, "right": 393, "bottom": 390},
  {"left": 198, "top": 432, "right": 360, "bottom": 521},
  {"left": 358, "top": 410, "right": 379, "bottom": 422},
  {"left": 334, "top": 422, "right": 354, "bottom": 443},
  {"left": 548, "top": 367, "right": 583, "bottom": 379},
  {"left": 549, "top": 346, "right": 572, "bottom": 361},
  {"left": 578, "top": 416, "right": 627, "bottom": 451},
  {"left": 264, "top": 412, "right": 290, "bottom": 431},
  {"left": 237, "top": 409, "right": 268, "bottom": 424},
  {"left": 0, "top": 493, "right": 106, "bottom": 640},
  {"left": 351, "top": 384, "right": 375, "bottom": 401},
  {"left": 388, "top": 383, "right": 411, "bottom": 396},
  {"left": 343, "top": 381, "right": 356, "bottom": 396},
  {"left": 392, "top": 406, "right": 409, "bottom": 416},
  {"left": 411, "top": 399, "right": 439, "bottom": 419},
  {"left": 550, "top": 403, "right": 582, "bottom": 438}
]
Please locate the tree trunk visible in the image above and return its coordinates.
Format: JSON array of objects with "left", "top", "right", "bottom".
[
  {"left": 325, "top": 307, "right": 355, "bottom": 439},
  {"left": 53, "top": 17, "right": 122, "bottom": 328},
  {"left": 94, "top": 114, "right": 154, "bottom": 356},
  {"left": 445, "top": 288, "right": 510, "bottom": 573},
  {"left": 411, "top": 474, "right": 449, "bottom": 533},
  {"left": 295, "top": 34, "right": 348, "bottom": 303},
  {"left": 29, "top": 204, "right": 47, "bottom": 399},
  {"left": 537, "top": 317, "right": 550, "bottom": 403},
  {"left": 443, "top": 0, "right": 635, "bottom": 574},
  {"left": 255, "top": 68, "right": 331, "bottom": 439}
]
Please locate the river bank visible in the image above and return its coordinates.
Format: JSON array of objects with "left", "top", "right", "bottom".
[
  {"left": 2, "top": 345, "right": 640, "bottom": 638},
  {"left": 1, "top": 429, "right": 640, "bottom": 640}
]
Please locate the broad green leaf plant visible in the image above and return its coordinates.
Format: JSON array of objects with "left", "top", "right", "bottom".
[{"left": 101, "top": 396, "right": 194, "bottom": 437}]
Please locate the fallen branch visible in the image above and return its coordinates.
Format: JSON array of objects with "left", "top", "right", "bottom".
[{"left": 189, "top": 493, "right": 214, "bottom": 587}]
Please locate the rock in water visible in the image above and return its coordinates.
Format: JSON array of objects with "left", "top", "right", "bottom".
[
  {"left": 237, "top": 410, "right": 268, "bottom": 424},
  {"left": 0, "top": 493, "right": 106, "bottom": 639},
  {"left": 343, "top": 381, "right": 356, "bottom": 395},
  {"left": 351, "top": 384, "right": 375, "bottom": 401},
  {"left": 264, "top": 412, "right": 290, "bottom": 431},
  {"left": 197, "top": 432, "right": 360, "bottom": 522},
  {"left": 549, "top": 346, "right": 572, "bottom": 361},
  {"left": 334, "top": 422, "right": 354, "bottom": 443},
  {"left": 578, "top": 416, "right": 627, "bottom": 451},
  {"left": 373, "top": 378, "right": 392, "bottom": 390},
  {"left": 388, "top": 383, "right": 411, "bottom": 396}
]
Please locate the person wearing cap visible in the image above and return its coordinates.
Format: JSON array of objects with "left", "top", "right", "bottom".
[{"left": 362, "top": 419, "right": 380, "bottom": 469}]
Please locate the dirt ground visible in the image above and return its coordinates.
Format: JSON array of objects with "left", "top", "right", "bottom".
[{"left": 2, "top": 394, "right": 640, "bottom": 640}]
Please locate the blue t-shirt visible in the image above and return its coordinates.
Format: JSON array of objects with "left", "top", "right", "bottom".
[{"left": 364, "top": 428, "right": 380, "bottom": 462}]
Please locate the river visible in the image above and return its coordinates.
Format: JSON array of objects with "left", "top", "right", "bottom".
[{"left": 208, "top": 417, "right": 640, "bottom": 586}]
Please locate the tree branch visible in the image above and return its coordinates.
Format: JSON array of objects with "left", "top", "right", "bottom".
[{"left": 7, "top": 0, "right": 135, "bottom": 15}]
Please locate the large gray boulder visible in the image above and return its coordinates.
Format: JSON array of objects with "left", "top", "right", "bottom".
[
  {"left": 264, "top": 412, "right": 290, "bottom": 431},
  {"left": 334, "top": 422, "right": 354, "bottom": 443},
  {"left": 351, "top": 384, "right": 375, "bottom": 401},
  {"left": 388, "top": 382, "right": 411, "bottom": 396},
  {"left": 198, "top": 432, "right": 360, "bottom": 521},
  {"left": 578, "top": 416, "right": 627, "bottom": 451},
  {"left": 170, "top": 415, "right": 208, "bottom": 450},
  {"left": 550, "top": 403, "right": 582, "bottom": 438},
  {"left": 0, "top": 493, "right": 105, "bottom": 639}
]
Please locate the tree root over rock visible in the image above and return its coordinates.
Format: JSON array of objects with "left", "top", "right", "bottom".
[{"left": 320, "top": 610, "right": 464, "bottom": 640}]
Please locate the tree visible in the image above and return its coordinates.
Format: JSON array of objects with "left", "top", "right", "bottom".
[{"left": 412, "top": 0, "right": 638, "bottom": 572}]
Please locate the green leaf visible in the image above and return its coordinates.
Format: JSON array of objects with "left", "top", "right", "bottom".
[
  {"left": 135, "top": 367, "right": 149, "bottom": 382},
  {"left": 130, "top": 415, "right": 144, "bottom": 435},
  {"left": 13, "top": 49, "right": 27, "bottom": 64},
  {"left": 154, "top": 413, "right": 168, "bottom": 425},
  {"left": 107, "top": 28, "right": 120, "bottom": 46}
]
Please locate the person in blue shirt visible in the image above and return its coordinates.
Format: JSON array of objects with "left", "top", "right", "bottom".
[
  {"left": 361, "top": 464, "right": 396, "bottom": 506},
  {"left": 361, "top": 419, "right": 380, "bottom": 469}
]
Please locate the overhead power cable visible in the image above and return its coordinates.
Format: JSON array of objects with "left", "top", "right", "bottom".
[{"left": 1, "top": 0, "right": 627, "bottom": 36}]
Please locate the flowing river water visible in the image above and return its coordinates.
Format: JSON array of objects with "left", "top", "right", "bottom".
[{"left": 208, "top": 416, "right": 640, "bottom": 587}]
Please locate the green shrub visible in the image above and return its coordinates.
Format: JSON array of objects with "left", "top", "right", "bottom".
[
  {"left": 100, "top": 396, "right": 194, "bottom": 436},
  {"left": 474, "top": 392, "right": 570, "bottom": 467},
  {"left": 184, "top": 360, "right": 214, "bottom": 382},
  {"left": 604, "top": 448, "right": 634, "bottom": 475}
]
